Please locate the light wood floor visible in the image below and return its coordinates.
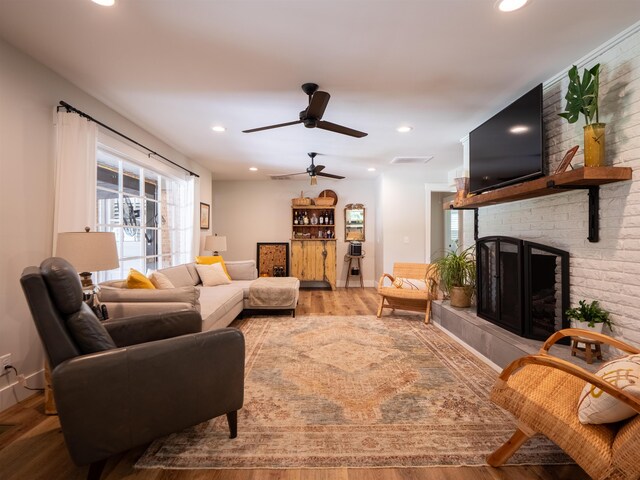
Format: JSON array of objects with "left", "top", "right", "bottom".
[{"left": 0, "top": 288, "right": 588, "bottom": 480}]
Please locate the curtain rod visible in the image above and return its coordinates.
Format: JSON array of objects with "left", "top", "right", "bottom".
[{"left": 57, "top": 101, "right": 199, "bottom": 178}]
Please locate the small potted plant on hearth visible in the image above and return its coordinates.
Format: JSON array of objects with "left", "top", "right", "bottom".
[
  {"left": 434, "top": 243, "right": 476, "bottom": 308},
  {"left": 565, "top": 299, "right": 613, "bottom": 333}
]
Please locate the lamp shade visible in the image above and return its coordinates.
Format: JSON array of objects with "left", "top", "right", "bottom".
[
  {"left": 56, "top": 231, "right": 119, "bottom": 273},
  {"left": 205, "top": 235, "right": 227, "bottom": 253}
]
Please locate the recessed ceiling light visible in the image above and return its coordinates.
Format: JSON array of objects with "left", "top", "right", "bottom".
[
  {"left": 496, "top": 0, "right": 529, "bottom": 12},
  {"left": 91, "top": 0, "right": 115, "bottom": 6},
  {"left": 396, "top": 126, "right": 413, "bottom": 133},
  {"left": 368, "top": 168, "right": 376, "bottom": 172},
  {"left": 249, "top": 167, "right": 258, "bottom": 171},
  {"left": 211, "top": 126, "right": 226, "bottom": 132},
  {"left": 509, "top": 125, "right": 529, "bottom": 134}
]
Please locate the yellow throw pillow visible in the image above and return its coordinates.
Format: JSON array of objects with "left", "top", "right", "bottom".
[
  {"left": 126, "top": 268, "right": 156, "bottom": 289},
  {"left": 195, "top": 255, "right": 231, "bottom": 279}
]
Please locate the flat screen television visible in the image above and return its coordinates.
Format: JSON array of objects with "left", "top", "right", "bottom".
[{"left": 469, "top": 84, "right": 544, "bottom": 194}]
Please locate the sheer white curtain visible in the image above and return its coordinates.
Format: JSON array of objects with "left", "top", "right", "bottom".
[
  {"left": 189, "top": 175, "right": 201, "bottom": 258},
  {"left": 52, "top": 111, "right": 98, "bottom": 252}
]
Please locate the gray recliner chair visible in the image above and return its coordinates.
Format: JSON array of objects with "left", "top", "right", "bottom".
[{"left": 20, "top": 257, "right": 245, "bottom": 480}]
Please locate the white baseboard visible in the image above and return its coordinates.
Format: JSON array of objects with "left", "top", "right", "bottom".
[{"left": 0, "top": 369, "right": 44, "bottom": 413}]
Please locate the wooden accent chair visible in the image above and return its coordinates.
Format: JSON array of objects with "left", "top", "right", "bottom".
[
  {"left": 376, "top": 263, "right": 439, "bottom": 323},
  {"left": 488, "top": 328, "right": 640, "bottom": 480}
]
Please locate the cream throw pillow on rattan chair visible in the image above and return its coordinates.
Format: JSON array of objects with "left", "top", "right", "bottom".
[
  {"left": 392, "top": 278, "right": 427, "bottom": 290},
  {"left": 195, "top": 263, "right": 232, "bottom": 287},
  {"left": 577, "top": 354, "right": 640, "bottom": 424}
]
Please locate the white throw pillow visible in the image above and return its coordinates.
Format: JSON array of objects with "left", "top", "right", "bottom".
[
  {"left": 577, "top": 354, "right": 640, "bottom": 424},
  {"left": 195, "top": 263, "right": 232, "bottom": 287},
  {"left": 148, "top": 271, "right": 175, "bottom": 289}
]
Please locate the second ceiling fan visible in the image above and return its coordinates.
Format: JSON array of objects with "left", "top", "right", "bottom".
[
  {"left": 272, "top": 152, "right": 345, "bottom": 185},
  {"left": 243, "top": 83, "right": 368, "bottom": 138}
]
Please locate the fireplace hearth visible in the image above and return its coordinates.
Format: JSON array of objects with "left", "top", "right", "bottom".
[{"left": 476, "top": 236, "right": 569, "bottom": 341}]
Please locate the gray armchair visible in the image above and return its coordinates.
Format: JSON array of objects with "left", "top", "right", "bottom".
[{"left": 20, "top": 257, "right": 245, "bottom": 480}]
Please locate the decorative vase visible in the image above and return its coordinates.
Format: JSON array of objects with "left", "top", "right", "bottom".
[
  {"left": 450, "top": 286, "right": 472, "bottom": 308},
  {"left": 583, "top": 123, "right": 606, "bottom": 167}
]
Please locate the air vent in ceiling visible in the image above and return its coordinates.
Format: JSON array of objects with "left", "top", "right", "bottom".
[{"left": 390, "top": 156, "right": 434, "bottom": 165}]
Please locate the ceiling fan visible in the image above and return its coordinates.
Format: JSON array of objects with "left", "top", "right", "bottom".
[
  {"left": 242, "top": 83, "right": 368, "bottom": 138},
  {"left": 271, "top": 152, "right": 345, "bottom": 185}
]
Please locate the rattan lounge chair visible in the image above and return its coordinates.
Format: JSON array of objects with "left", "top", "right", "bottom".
[
  {"left": 376, "top": 263, "right": 438, "bottom": 323},
  {"left": 488, "top": 328, "right": 640, "bottom": 480}
]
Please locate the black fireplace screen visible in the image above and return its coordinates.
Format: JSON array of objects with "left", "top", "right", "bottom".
[{"left": 476, "top": 236, "right": 569, "bottom": 341}]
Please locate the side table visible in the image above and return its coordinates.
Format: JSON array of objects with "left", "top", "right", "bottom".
[{"left": 345, "top": 254, "right": 364, "bottom": 288}]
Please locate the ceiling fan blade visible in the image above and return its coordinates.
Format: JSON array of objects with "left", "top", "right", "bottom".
[
  {"left": 270, "top": 171, "right": 307, "bottom": 179},
  {"left": 316, "top": 172, "right": 345, "bottom": 179},
  {"left": 306, "top": 91, "right": 330, "bottom": 119},
  {"left": 243, "top": 120, "right": 302, "bottom": 133},
  {"left": 313, "top": 165, "right": 326, "bottom": 174},
  {"left": 316, "top": 120, "right": 368, "bottom": 138}
]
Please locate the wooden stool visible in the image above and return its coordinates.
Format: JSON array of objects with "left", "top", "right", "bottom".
[{"left": 571, "top": 337, "right": 603, "bottom": 364}]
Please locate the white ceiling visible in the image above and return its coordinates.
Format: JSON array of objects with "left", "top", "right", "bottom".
[{"left": 1, "top": 1, "right": 639, "bottom": 182}]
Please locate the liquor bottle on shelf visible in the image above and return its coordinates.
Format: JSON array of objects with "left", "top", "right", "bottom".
[
  {"left": 303, "top": 211, "right": 309, "bottom": 225},
  {"left": 319, "top": 212, "right": 324, "bottom": 225},
  {"left": 294, "top": 214, "right": 299, "bottom": 225},
  {"left": 324, "top": 211, "right": 329, "bottom": 225},
  {"left": 311, "top": 213, "right": 318, "bottom": 225},
  {"left": 329, "top": 211, "right": 334, "bottom": 225}
]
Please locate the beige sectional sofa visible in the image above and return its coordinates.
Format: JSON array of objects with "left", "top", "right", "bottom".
[{"left": 98, "top": 260, "right": 279, "bottom": 331}]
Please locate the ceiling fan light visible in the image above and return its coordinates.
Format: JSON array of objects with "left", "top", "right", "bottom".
[
  {"left": 396, "top": 125, "right": 413, "bottom": 133},
  {"left": 310, "top": 176, "right": 318, "bottom": 186},
  {"left": 91, "top": 0, "right": 115, "bottom": 6},
  {"left": 496, "top": 0, "right": 529, "bottom": 12}
]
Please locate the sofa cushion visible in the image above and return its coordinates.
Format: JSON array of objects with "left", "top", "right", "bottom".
[
  {"left": 127, "top": 268, "right": 156, "bottom": 289},
  {"left": 158, "top": 264, "right": 196, "bottom": 287},
  {"left": 197, "top": 285, "right": 243, "bottom": 323},
  {"left": 196, "top": 263, "right": 232, "bottom": 287},
  {"left": 98, "top": 285, "right": 200, "bottom": 311},
  {"left": 196, "top": 256, "right": 231, "bottom": 279},
  {"left": 226, "top": 260, "right": 258, "bottom": 281}
]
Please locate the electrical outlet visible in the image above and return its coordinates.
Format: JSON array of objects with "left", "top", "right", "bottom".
[{"left": 0, "top": 354, "right": 11, "bottom": 376}]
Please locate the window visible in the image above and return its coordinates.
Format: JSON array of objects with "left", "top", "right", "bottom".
[{"left": 95, "top": 144, "right": 192, "bottom": 282}]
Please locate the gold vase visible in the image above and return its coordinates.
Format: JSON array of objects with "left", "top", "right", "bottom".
[{"left": 583, "top": 123, "right": 606, "bottom": 167}]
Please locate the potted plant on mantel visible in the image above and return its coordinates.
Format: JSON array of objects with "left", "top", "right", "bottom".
[
  {"left": 566, "top": 299, "right": 613, "bottom": 334},
  {"left": 558, "top": 63, "right": 606, "bottom": 167},
  {"left": 434, "top": 243, "right": 476, "bottom": 308}
]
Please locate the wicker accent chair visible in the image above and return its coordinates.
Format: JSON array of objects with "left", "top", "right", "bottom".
[
  {"left": 488, "top": 328, "right": 640, "bottom": 480},
  {"left": 376, "top": 263, "right": 438, "bottom": 323}
]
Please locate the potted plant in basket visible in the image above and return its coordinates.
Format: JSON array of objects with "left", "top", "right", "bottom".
[
  {"left": 566, "top": 299, "right": 613, "bottom": 333},
  {"left": 434, "top": 243, "right": 476, "bottom": 308},
  {"left": 558, "top": 63, "right": 605, "bottom": 167}
]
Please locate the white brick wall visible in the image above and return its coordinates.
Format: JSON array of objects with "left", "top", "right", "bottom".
[{"left": 479, "top": 25, "right": 640, "bottom": 347}]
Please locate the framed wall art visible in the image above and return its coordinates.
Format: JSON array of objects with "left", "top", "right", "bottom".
[{"left": 200, "top": 202, "right": 210, "bottom": 230}]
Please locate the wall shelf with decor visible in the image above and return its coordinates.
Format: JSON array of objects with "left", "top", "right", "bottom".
[
  {"left": 291, "top": 206, "right": 336, "bottom": 240},
  {"left": 445, "top": 167, "right": 632, "bottom": 242}
]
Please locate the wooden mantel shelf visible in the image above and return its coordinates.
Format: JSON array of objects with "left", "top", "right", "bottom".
[
  {"left": 444, "top": 167, "right": 632, "bottom": 243},
  {"left": 450, "top": 167, "right": 632, "bottom": 209}
]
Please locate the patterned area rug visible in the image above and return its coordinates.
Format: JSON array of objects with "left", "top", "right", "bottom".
[{"left": 136, "top": 315, "right": 570, "bottom": 469}]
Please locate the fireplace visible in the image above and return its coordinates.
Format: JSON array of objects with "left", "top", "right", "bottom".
[{"left": 476, "top": 236, "right": 569, "bottom": 340}]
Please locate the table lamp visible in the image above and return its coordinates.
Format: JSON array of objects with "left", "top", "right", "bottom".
[
  {"left": 205, "top": 234, "right": 227, "bottom": 256},
  {"left": 56, "top": 227, "right": 119, "bottom": 288}
]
